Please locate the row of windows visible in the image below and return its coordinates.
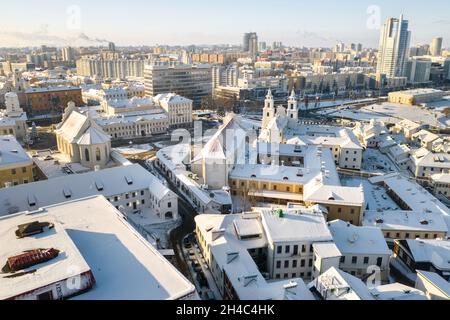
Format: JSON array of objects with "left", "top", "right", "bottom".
[
  {"left": 10, "top": 167, "right": 28, "bottom": 175},
  {"left": 2, "top": 129, "right": 14, "bottom": 135},
  {"left": 385, "top": 231, "right": 441, "bottom": 239},
  {"left": 3, "top": 178, "right": 29, "bottom": 187},
  {"left": 275, "top": 272, "right": 311, "bottom": 279},
  {"left": 276, "top": 244, "right": 313, "bottom": 255},
  {"left": 276, "top": 258, "right": 313, "bottom": 269},
  {"left": 110, "top": 190, "right": 145, "bottom": 202},
  {"left": 341, "top": 256, "right": 383, "bottom": 266}
]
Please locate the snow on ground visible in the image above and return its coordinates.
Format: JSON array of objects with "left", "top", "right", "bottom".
[
  {"left": 424, "top": 95, "right": 450, "bottom": 111},
  {"left": 115, "top": 143, "right": 154, "bottom": 155},
  {"left": 361, "top": 103, "right": 448, "bottom": 128},
  {"left": 362, "top": 148, "right": 398, "bottom": 175},
  {"left": 300, "top": 98, "right": 376, "bottom": 111},
  {"left": 153, "top": 140, "right": 181, "bottom": 149},
  {"left": 340, "top": 176, "right": 400, "bottom": 212},
  {"left": 127, "top": 208, "right": 181, "bottom": 249},
  {"left": 319, "top": 102, "right": 449, "bottom": 128}
]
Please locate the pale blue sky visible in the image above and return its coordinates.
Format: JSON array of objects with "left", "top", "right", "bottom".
[{"left": 0, "top": 0, "right": 449, "bottom": 47}]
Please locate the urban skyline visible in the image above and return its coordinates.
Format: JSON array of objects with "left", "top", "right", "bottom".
[
  {"left": 0, "top": 0, "right": 449, "bottom": 306},
  {"left": 1, "top": 0, "right": 449, "bottom": 48}
]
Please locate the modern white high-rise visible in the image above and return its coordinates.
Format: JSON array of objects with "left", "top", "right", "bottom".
[
  {"left": 377, "top": 15, "right": 411, "bottom": 78},
  {"left": 430, "top": 37, "right": 443, "bottom": 56}
]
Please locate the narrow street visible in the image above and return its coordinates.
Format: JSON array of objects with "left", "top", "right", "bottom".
[{"left": 143, "top": 159, "right": 198, "bottom": 280}]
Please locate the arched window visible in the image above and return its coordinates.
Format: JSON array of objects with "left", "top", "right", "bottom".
[
  {"left": 85, "top": 148, "right": 90, "bottom": 162},
  {"left": 96, "top": 148, "right": 101, "bottom": 161}
]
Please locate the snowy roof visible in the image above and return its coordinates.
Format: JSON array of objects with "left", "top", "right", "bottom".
[
  {"left": 195, "top": 214, "right": 315, "bottom": 300},
  {"left": 431, "top": 173, "right": 450, "bottom": 184},
  {"left": 55, "top": 111, "right": 89, "bottom": 143},
  {"left": 416, "top": 270, "right": 450, "bottom": 298},
  {"left": 328, "top": 220, "right": 391, "bottom": 256},
  {"left": 94, "top": 111, "right": 168, "bottom": 126},
  {"left": 105, "top": 97, "right": 154, "bottom": 109},
  {"left": 391, "top": 88, "right": 445, "bottom": 97},
  {"left": 369, "top": 174, "right": 450, "bottom": 218},
  {"left": 233, "top": 218, "right": 263, "bottom": 239},
  {"left": 260, "top": 206, "right": 333, "bottom": 243},
  {"left": 395, "top": 119, "right": 422, "bottom": 131},
  {"left": 231, "top": 145, "right": 342, "bottom": 187},
  {"left": 0, "top": 214, "right": 91, "bottom": 300},
  {"left": 285, "top": 126, "right": 363, "bottom": 150},
  {"left": 314, "top": 267, "right": 374, "bottom": 300},
  {"left": 404, "top": 239, "right": 450, "bottom": 271},
  {"left": 369, "top": 283, "right": 427, "bottom": 300},
  {"left": 77, "top": 126, "right": 110, "bottom": 145},
  {"left": 0, "top": 136, "right": 32, "bottom": 170},
  {"left": 305, "top": 185, "right": 365, "bottom": 207},
  {"left": 0, "top": 164, "right": 162, "bottom": 216},
  {"left": 411, "top": 150, "right": 450, "bottom": 169},
  {"left": 363, "top": 210, "right": 448, "bottom": 234},
  {"left": 412, "top": 130, "right": 440, "bottom": 144},
  {"left": 313, "top": 242, "right": 342, "bottom": 259},
  {"left": 0, "top": 196, "right": 196, "bottom": 300},
  {"left": 154, "top": 93, "right": 193, "bottom": 105},
  {"left": 25, "top": 86, "right": 81, "bottom": 94}
]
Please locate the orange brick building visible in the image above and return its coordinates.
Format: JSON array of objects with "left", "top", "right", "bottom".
[{"left": 25, "top": 87, "right": 83, "bottom": 115}]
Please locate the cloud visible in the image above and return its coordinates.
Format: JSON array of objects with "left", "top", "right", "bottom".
[{"left": 0, "top": 26, "right": 111, "bottom": 47}]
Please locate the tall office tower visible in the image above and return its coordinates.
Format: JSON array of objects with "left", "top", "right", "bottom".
[
  {"left": 144, "top": 63, "right": 212, "bottom": 107},
  {"left": 62, "top": 47, "right": 75, "bottom": 62},
  {"left": 377, "top": 15, "right": 411, "bottom": 77},
  {"left": 243, "top": 33, "right": 251, "bottom": 51},
  {"left": 108, "top": 42, "right": 116, "bottom": 52},
  {"left": 430, "top": 37, "right": 443, "bottom": 56},
  {"left": 248, "top": 33, "right": 258, "bottom": 60},
  {"left": 357, "top": 43, "right": 363, "bottom": 52}
]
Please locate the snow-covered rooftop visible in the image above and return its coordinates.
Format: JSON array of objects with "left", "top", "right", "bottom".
[
  {"left": 0, "top": 196, "right": 196, "bottom": 300},
  {"left": 0, "top": 164, "right": 161, "bottom": 216},
  {"left": 195, "top": 213, "right": 315, "bottom": 300},
  {"left": 369, "top": 283, "right": 427, "bottom": 300},
  {"left": 369, "top": 173, "right": 450, "bottom": 220},
  {"left": 404, "top": 239, "right": 450, "bottom": 271},
  {"left": 328, "top": 220, "right": 391, "bottom": 256},
  {"left": 260, "top": 206, "right": 333, "bottom": 243},
  {"left": 416, "top": 270, "right": 450, "bottom": 298},
  {"left": 313, "top": 242, "right": 342, "bottom": 259},
  {"left": 0, "top": 135, "right": 32, "bottom": 170},
  {"left": 313, "top": 267, "right": 374, "bottom": 300},
  {"left": 364, "top": 210, "right": 448, "bottom": 234},
  {"left": 25, "top": 86, "right": 81, "bottom": 94}
]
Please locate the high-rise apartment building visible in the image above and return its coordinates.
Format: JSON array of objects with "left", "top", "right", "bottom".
[
  {"left": 144, "top": 62, "right": 212, "bottom": 107},
  {"left": 62, "top": 47, "right": 75, "bottom": 62},
  {"left": 430, "top": 37, "right": 443, "bottom": 57},
  {"left": 243, "top": 32, "right": 258, "bottom": 60},
  {"left": 76, "top": 57, "right": 146, "bottom": 78},
  {"left": 377, "top": 15, "right": 411, "bottom": 78}
]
